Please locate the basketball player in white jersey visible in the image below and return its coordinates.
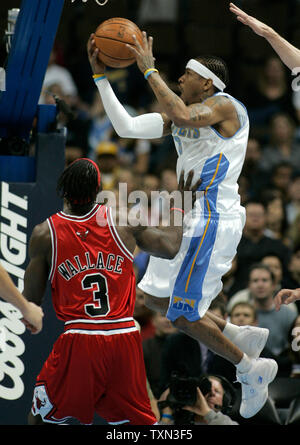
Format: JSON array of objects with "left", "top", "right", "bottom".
[{"left": 87, "top": 33, "right": 278, "bottom": 419}]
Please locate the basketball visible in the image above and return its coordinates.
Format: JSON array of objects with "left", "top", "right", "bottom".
[{"left": 94, "top": 18, "right": 144, "bottom": 68}]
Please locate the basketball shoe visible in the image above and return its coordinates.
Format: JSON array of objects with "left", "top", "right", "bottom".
[
  {"left": 237, "top": 357, "right": 278, "bottom": 418},
  {"left": 233, "top": 326, "right": 269, "bottom": 359}
]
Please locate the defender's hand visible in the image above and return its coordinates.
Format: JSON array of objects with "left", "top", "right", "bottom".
[
  {"left": 178, "top": 170, "right": 202, "bottom": 209},
  {"left": 274, "top": 288, "right": 300, "bottom": 311},
  {"left": 229, "top": 3, "right": 270, "bottom": 38}
]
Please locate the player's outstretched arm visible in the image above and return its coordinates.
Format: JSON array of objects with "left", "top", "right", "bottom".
[
  {"left": 229, "top": 2, "right": 300, "bottom": 70},
  {"left": 274, "top": 288, "right": 300, "bottom": 311},
  {"left": 87, "top": 34, "right": 171, "bottom": 138},
  {"left": 0, "top": 264, "right": 44, "bottom": 334}
]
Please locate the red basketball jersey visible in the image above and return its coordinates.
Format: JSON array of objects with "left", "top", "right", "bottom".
[{"left": 47, "top": 204, "right": 136, "bottom": 327}]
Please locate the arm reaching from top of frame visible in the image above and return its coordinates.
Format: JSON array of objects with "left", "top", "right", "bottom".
[
  {"left": 229, "top": 2, "right": 300, "bottom": 70},
  {"left": 274, "top": 288, "right": 300, "bottom": 311}
]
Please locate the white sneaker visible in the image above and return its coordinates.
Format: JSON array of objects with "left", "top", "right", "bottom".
[
  {"left": 234, "top": 326, "right": 269, "bottom": 359},
  {"left": 237, "top": 358, "right": 278, "bottom": 418}
]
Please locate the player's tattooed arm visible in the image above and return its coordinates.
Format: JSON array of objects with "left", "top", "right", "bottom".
[
  {"left": 127, "top": 31, "right": 236, "bottom": 129},
  {"left": 146, "top": 80, "right": 235, "bottom": 129},
  {"left": 146, "top": 75, "right": 189, "bottom": 126},
  {"left": 186, "top": 95, "right": 235, "bottom": 127}
]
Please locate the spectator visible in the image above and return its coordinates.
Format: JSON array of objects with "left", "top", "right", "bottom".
[
  {"left": 267, "top": 162, "right": 294, "bottom": 202},
  {"left": 243, "top": 137, "right": 262, "bottom": 177},
  {"left": 94, "top": 141, "right": 120, "bottom": 191},
  {"left": 228, "top": 301, "right": 291, "bottom": 377},
  {"left": 145, "top": 99, "right": 177, "bottom": 175},
  {"left": 230, "top": 264, "right": 297, "bottom": 358},
  {"left": 114, "top": 133, "right": 151, "bottom": 175},
  {"left": 41, "top": 82, "right": 91, "bottom": 158},
  {"left": 244, "top": 57, "right": 295, "bottom": 133},
  {"left": 232, "top": 201, "right": 292, "bottom": 294},
  {"left": 87, "top": 90, "right": 113, "bottom": 158},
  {"left": 65, "top": 144, "right": 86, "bottom": 168},
  {"left": 261, "top": 253, "right": 295, "bottom": 294},
  {"left": 229, "top": 301, "right": 257, "bottom": 328},
  {"left": 230, "top": 265, "right": 297, "bottom": 377},
  {"left": 260, "top": 114, "right": 300, "bottom": 173},
  {"left": 241, "top": 137, "right": 267, "bottom": 198},
  {"left": 40, "top": 48, "right": 78, "bottom": 103},
  {"left": 143, "top": 311, "right": 177, "bottom": 399},
  {"left": 261, "top": 189, "right": 289, "bottom": 243}
]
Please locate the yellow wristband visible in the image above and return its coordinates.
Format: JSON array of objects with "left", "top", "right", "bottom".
[
  {"left": 144, "top": 68, "right": 158, "bottom": 79},
  {"left": 93, "top": 74, "right": 106, "bottom": 78}
]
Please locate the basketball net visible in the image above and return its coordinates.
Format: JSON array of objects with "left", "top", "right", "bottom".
[{"left": 71, "top": 0, "right": 109, "bottom": 5}]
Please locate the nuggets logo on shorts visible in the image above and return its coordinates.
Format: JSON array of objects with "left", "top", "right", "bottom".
[{"left": 172, "top": 296, "right": 196, "bottom": 312}]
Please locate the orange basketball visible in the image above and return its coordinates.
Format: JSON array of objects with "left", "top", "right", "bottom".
[{"left": 94, "top": 18, "right": 144, "bottom": 68}]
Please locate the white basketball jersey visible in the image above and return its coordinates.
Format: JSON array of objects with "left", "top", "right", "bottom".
[{"left": 171, "top": 92, "right": 249, "bottom": 216}]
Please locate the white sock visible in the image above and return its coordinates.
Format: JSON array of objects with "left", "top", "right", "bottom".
[
  {"left": 223, "top": 322, "right": 241, "bottom": 342},
  {"left": 236, "top": 353, "right": 252, "bottom": 373}
]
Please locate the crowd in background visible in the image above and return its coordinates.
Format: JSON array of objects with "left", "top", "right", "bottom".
[{"left": 32, "top": 0, "right": 300, "bottom": 424}]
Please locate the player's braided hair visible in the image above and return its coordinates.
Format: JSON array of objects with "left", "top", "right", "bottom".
[
  {"left": 57, "top": 158, "right": 100, "bottom": 209},
  {"left": 195, "top": 55, "right": 229, "bottom": 91}
]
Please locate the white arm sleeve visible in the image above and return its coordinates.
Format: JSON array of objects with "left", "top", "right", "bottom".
[{"left": 95, "top": 78, "right": 164, "bottom": 139}]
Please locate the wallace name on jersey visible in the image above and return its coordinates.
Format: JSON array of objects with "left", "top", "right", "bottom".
[{"left": 58, "top": 250, "right": 125, "bottom": 281}]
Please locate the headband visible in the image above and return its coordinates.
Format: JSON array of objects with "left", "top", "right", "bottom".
[
  {"left": 186, "top": 59, "right": 226, "bottom": 91},
  {"left": 73, "top": 158, "right": 101, "bottom": 187}
]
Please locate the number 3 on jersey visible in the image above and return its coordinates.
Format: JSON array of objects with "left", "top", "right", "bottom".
[{"left": 82, "top": 273, "right": 110, "bottom": 317}]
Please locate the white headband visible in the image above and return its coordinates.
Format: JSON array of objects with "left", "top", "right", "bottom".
[{"left": 186, "top": 59, "right": 226, "bottom": 91}]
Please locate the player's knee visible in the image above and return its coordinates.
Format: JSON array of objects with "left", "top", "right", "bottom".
[
  {"left": 144, "top": 293, "right": 169, "bottom": 315},
  {"left": 172, "top": 315, "right": 189, "bottom": 331}
]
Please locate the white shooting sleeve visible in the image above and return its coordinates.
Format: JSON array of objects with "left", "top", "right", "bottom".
[{"left": 95, "top": 77, "right": 164, "bottom": 139}]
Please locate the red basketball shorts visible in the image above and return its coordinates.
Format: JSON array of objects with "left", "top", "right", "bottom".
[{"left": 31, "top": 326, "right": 156, "bottom": 425}]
